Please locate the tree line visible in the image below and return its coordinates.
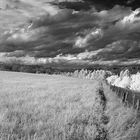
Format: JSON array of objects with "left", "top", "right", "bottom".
[{"left": 0, "top": 62, "right": 140, "bottom": 75}]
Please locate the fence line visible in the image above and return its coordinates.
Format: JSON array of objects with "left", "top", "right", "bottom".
[
  {"left": 63, "top": 69, "right": 140, "bottom": 112},
  {"left": 107, "top": 83, "right": 140, "bottom": 111}
]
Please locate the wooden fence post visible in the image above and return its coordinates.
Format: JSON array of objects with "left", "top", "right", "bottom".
[
  {"left": 136, "top": 99, "right": 140, "bottom": 111},
  {"left": 116, "top": 87, "right": 118, "bottom": 93},
  {"left": 119, "top": 89, "right": 123, "bottom": 97},
  {"left": 132, "top": 94, "right": 136, "bottom": 109},
  {"left": 114, "top": 86, "right": 116, "bottom": 92},
  {"left": 117, "top": 88, "right": 120, "bottom": 96},
  {"left": 124, "top": 92, "right": 128, "bottom": 104},
  {"left": 121, "top": 92, "right": 124, "bottom": 103},
  {"left": 110, "top": 85, "right": 112, "bottom": 90},
  {"left": 122, "top": 92, "right": 126, "bottom": 102}
]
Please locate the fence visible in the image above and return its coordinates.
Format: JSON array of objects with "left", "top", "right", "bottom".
[
  {"left": 108, "top": 83, "right": 140, "bottom": 111},
  {"left": 64, "top": 69, "right": 140, "bottom": 111}
]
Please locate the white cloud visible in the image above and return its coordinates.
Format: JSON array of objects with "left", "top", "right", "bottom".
[
  {"left": 77, "top": 49, "right": 104, "bottom": 59},
  {"left": 121, "top": 8, "right": 140, "bottom": 24},
  {"left": 74, "top": 28, "right": 103, "bottom": 48},
  {"left": 55, "top": 54, "right": 78, "bottom": 60}
]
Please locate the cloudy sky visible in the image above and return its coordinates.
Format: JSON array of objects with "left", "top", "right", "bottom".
[{"left": 1, "top": 0, "right": 140, "bottom": 66}]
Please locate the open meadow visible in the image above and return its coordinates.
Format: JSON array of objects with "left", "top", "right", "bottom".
[
  {"left": 1, "top": 0, "right": 140, "bottom": 139},
  {"left": 0, "top": 71, "right": 140, "bottom": 140}
]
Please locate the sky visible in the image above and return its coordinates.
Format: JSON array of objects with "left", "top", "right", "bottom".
[{"left": 1, "top": 0, "right": 140, "bottom": 66}]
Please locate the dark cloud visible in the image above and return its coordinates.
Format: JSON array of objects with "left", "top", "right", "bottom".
[
  {"left": 1, "top": 1, "right": 140, "bottom": 65},
  {"left": 52, "top": 1, "right": 93, "bottom": 11},
  {"left": 55, "top": 0, "right": 140, "bottom": 11},
  {"left": 1, "top": 8, "right": 100, "bottom": 57},
  {"left": 82, "top": 0, "right": 140, "bottom": 10},
  {"left": 96, "top": 40, "right": 140, "bottom": 60}
]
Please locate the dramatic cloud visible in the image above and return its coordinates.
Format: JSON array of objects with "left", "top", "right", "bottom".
[
  {"left": 1, "top": 0, "right": 140, "bottom": 67},
  {"left": 74, "top": 28, "right": 103, "bottom": 48}
]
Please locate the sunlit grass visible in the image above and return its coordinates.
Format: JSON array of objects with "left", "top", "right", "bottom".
[
  {"left": 0, "top": 70, "right": 139, "bottom": 140},
  {"left": 0, "top": 71, "right": 102, "bottom": 139}
]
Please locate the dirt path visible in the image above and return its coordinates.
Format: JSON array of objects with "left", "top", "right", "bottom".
[
  {"left": 102, "top": 82, "right": 140, "bottom": 140},
  {"left": 64, "top": 82, "right": 110, "bottom": 140},
  {"left": 93, "top": 86, "right": 109, "bottom": 140}
]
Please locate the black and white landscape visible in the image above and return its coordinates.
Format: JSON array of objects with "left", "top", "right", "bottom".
[{"left": 0, "top": 0, "right": 140, "bottom": 140}]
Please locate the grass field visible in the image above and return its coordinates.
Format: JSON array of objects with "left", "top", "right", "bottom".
[{"left": 0, "top": 71, "right": 140, "bottom": 140}]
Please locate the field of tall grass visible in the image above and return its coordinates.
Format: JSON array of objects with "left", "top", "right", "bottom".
[{"left": 0, "top": 70, "right": 140, "bottom": 140}]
